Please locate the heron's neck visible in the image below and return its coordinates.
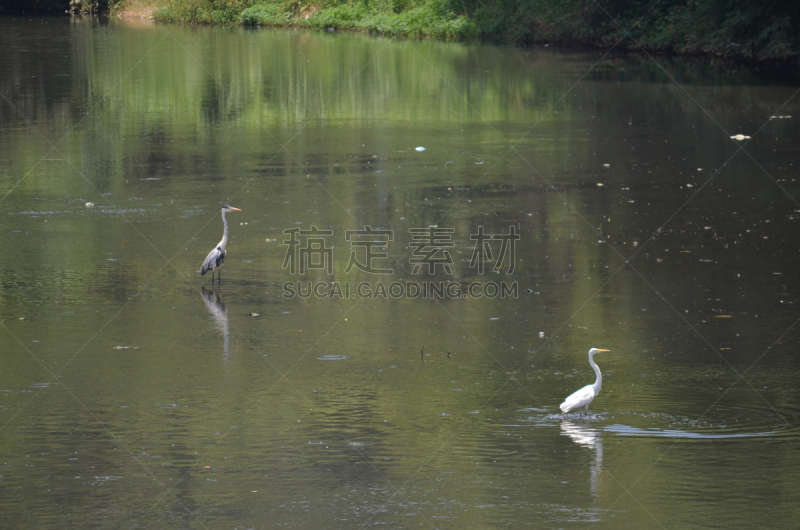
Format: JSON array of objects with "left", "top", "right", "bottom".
[
  {"left": 219, "top": 210, "right": 229, "bottom": 250},
  {"left": 590, "top": 353, "right": 602, "bottom": 393}
]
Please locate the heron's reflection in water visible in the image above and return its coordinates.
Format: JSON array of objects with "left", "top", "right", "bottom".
[
  {"left": 200, "top": 286, "right": 229, "bottom": 356},
  {"left": 561, "top": 420, "right": 603, "bottom": 497}
]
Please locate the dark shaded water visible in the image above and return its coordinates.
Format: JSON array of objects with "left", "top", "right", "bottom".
[{"left": 1, "top": 16, "right": 799, "bottom": 528}]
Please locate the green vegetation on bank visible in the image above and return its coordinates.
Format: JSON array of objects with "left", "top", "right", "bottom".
[{"left": 6, "top": 0, "right": 800, "bottom": 60}]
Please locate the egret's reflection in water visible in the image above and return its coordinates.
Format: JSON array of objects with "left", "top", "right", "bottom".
[
  {"left": 200, "top": 286, "right": 229, "bottom": 356},
  {"left": 561, "top": 420, "right": 603, "bottom": 497}
]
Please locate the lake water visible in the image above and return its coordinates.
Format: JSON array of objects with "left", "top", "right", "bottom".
[{"left": 1, "top": 15, "right": 799, "bottom": 528}]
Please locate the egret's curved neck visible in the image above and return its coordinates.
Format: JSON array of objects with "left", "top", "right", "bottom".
[
  {"left": 589, "top": 352, "right": 602, "bottom": 393},
  {"left": 219, "top": 209, "right": 229, "bottom": 250}
]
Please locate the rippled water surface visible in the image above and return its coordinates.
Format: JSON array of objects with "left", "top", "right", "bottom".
[{"left": 1, "top": 16, "right": 800, "bottom": 528}]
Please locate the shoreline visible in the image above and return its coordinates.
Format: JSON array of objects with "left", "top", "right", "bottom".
[
  {"left": 11, "top": 0, "right": 799, "bottom": 68},
  {"left": 107, "top": 8, "right": 799, "bottom": 71}
]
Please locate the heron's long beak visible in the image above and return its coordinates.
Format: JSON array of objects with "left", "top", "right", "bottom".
[
  {"left": 597, "top": 349, "right": 610, "bottom": 352},
  {"left": 232, "top": 208, "right": 242, "bottom": 211}
]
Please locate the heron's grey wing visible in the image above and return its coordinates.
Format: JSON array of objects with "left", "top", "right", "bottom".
[{"left": 201, "top": 247, "right": 222, "bottom": 275}]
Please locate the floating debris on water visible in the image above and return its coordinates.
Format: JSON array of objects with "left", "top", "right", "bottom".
[
  {"left": 249, "top": 313, "right": 260, "bottom": 317},
  {"left": 85, "top": 202, "right": 94, "bottom": 208},
  {"left": 730, "top": 134, "right": 751, "bottom": 140},
  {"left": 112, "top": 346, "right": 139, "bottom": 350},
  {"left": 317, "top": 355, "right": 348, "bottom": 361},
  {"left": 415, "top": 146, "right": 426, "bottom": 152}
]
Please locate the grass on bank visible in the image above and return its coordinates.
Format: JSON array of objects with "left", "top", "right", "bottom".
[{"left": 149, "top": 0, "right": 477, "bottom": 39}]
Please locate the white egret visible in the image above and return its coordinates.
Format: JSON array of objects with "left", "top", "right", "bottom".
[
  {"left": 560, "top": 348, "right": 610, "bottom": 415},
  {"left": 200, "top": 205, "right": 241, "bottom": 282}
]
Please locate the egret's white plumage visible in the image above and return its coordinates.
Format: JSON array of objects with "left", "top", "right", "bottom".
[
  {"left": 201, "top": 205, "right": 241, "bottom": 282},
  {"left": 560, "top": 348, "right": 610, "bottom": 414}
]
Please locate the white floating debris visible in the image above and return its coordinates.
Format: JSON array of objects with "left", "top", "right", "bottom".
[
  {"left": 539, "top": 332, "right": 545, "bottom": 338},
  {"left": 596, "top": 182, "right": 604, "bottom": 187},
  {"left": 602, "top": 163, "right": 610, "bottom": 168},
  {"left": 85, "top": 202, "right": 94, "bottom": 208},
  {"left": 730, "top": 134, "right": 750, "bottom": 140},
  {"left": 415, "top": 146, "right": 426, "bottom": 152}
]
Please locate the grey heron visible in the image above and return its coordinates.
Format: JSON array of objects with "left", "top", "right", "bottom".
[
  {"left": 560, "top": 348, "right": 610, "bottom": 415},
  {"left": 200, "top": 205, "right": 241, "bottom": 282}
]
